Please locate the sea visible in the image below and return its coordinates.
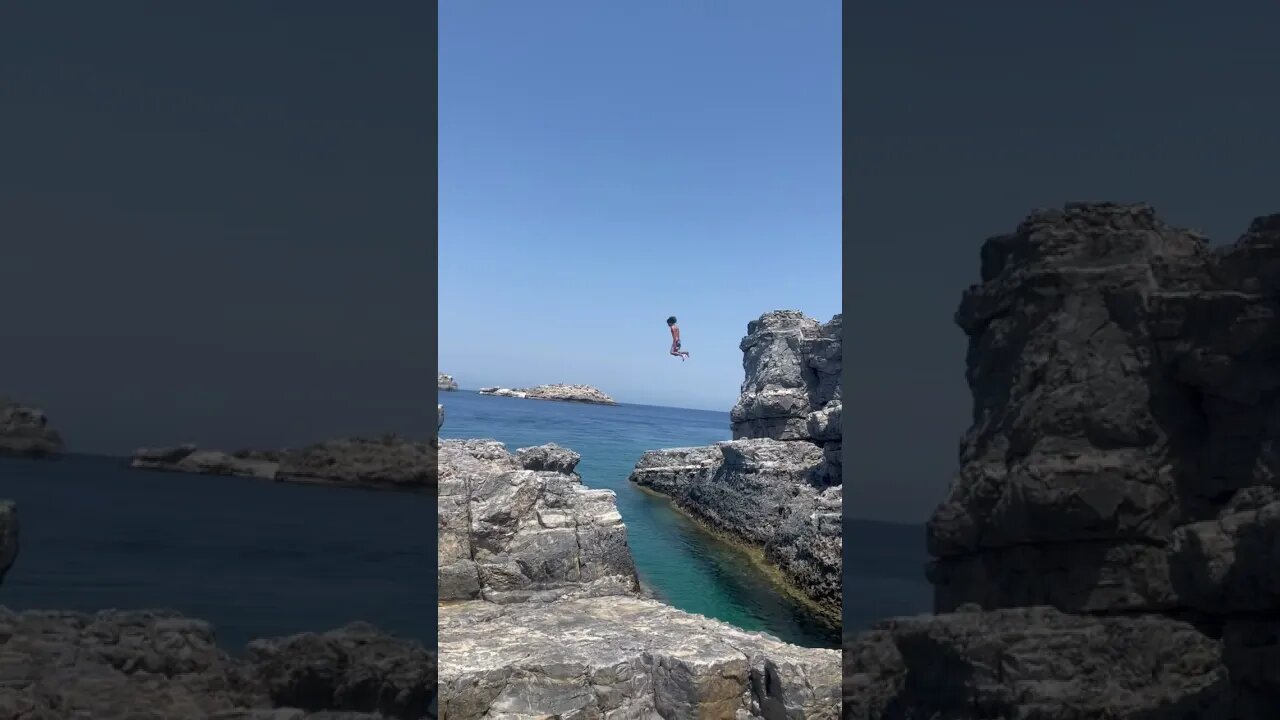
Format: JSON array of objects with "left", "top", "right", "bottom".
[
  {"left": 0, "top": 453, "right": 434, "bottom": 652},
  {"left": 440, "top": 389, "right": 931, "bottom": 649},
  {"left": 0, "top": 392, "right": 933, "bottom": 654}
]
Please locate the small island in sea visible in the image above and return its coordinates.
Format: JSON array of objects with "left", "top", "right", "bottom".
[
  {"left": 438, "top": 372, "right": 458, "bottom": 391},
  {"left": 477, "top": 383, "right": 616, "bottom": 405}
]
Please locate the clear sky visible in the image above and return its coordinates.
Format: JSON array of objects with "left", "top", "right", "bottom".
[
  {"left": 439, "top": 1, "right": 842, "bottom": 411},
  {"left": 1, "top": 3, "right": 432, "bottom": 454},
  {"left": 847, "top": 1, "right": 1280, "bottom": 522}
]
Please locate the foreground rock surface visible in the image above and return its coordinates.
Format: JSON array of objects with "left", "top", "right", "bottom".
[
  {"left": 0, "top": 608, "right": 437, "bottom": 719},
  {"left": 438, "top": 373, "right": 458, "bottom": 391},
  {"left": 842, "top": 606, "right": 1229, "bottom": 720},
  {"left": 629, "top": 310, "right": 843, "bottom": 614},
  {"left": 631, "top": 440, "right": 841, "bottom": 617},
  {"left": 437, "top": 431, "right": 840, "bottom": 716},
  {"left": 439, "top": 596, "right": 840, "bottom": 719},
  {"left": 844, "top": 204, "right": 1280, "bottom": 718},
  {"left": 478, "top": 383, "right": 616, "bottom": 405},
  {"left": 0, "top": 398, "right": 62, "bottom": 458},
  {"left": 131, "top": 436, "right": 435, "bottom": 492}
]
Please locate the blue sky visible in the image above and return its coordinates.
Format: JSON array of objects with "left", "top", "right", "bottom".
[{"left": 439, "top": 1, "right": 841, "bottom": 411}]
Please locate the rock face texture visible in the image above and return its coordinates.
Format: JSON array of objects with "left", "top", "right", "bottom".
[
  {"left": 439, "top": 596, "right": 841, "bottom": 719},
  {"left": 0, "top": 398, "right": 62, "bottom": 458},
  {"left": 130, "top": 436, "right": 436, "bottom": 492},
  {"left": 438, "top": 373, "right": 458, "bottom": 391},
  {"left": 0, "top": 609, "right": 437, "bottom": 719},
  {"left": 0, "top": 499, "right": 437, "bottom": 718},
  {"left": 0, "top": 501, "right": 16, "bottom": 586},
  {"left": 630, "top": 310, "right": 843, "bottom": 617},
  {"left": 436, "top": 424, "right": 840, "bottom": 717},
  {"left": 477, "top": 383, "right": 616, "bottom": 405},
  {"left": 437, "top": 439, "right": 638, "bottom": 603},
  {"left": 843, "top": 203, "right": 1280, "bottom": 718}
]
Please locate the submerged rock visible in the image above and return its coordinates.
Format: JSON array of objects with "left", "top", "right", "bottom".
[
  {"left": 0, "top": 398, "right": 63, "bottom": 458},
  {"left": 437, "top": 373, "right": 458, "bottom": 391},
  {"left": 437, "top": 437, "right": 840, "bottom": 715},
  {"left": 478, "top": 383, "right": 616, "bottom": 405}
]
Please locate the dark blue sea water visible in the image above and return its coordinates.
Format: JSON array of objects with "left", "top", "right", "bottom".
[
  {"left": 439, "top": 389, "right": 847, "bottom": 648},
  {"left": 843, "top": 518, "right": 932, "bottom": 641},
  {"left": 0, "top": 454, "right": 433, "bottom": 652}
]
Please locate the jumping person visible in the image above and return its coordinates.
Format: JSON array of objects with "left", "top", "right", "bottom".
[{"left": 667, "top": 316, "right": 690, "bottom": 361}]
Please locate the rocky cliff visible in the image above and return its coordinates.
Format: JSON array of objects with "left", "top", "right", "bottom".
[
  {"left": 843, "top": 203, "right": 1280, "bottom": 718},
  {"left": 436, "top": 412, "right": 840, "bottom": 716},
  {"left": 0, "top": 398, "right": 62, "bottom": 458},
  {"left": 630, "top": 310, "right": 843, "bottom": 617},
  {"left": 438, "top": 373, "right": 458, "bottom": 391},
  {"left": 0, "top": 499, "right": 437, "bottom": 718}
]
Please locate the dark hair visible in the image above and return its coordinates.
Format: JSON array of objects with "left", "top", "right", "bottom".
[{"left": 666, "top": 316, "right": 677, "bottom": 325}]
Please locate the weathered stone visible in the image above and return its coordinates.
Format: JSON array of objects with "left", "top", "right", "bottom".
[
  {"left": 133, "top": 446, "right": 280, "bottom": 480},
  {"left": 631, "top": 439, "right": 841, "bottom": 617},
  {"left": 0, "top": 501, "right": 16, "bottom": 586},
  {"left": 731, "top": 311, "right": 842, "bottom": 444},
  {"left": 437, "top": 436, "right": 840, "bottom": 716},
  {"left": 438, "top": 373, "right": 459, "bottom": 391},
  {"left": 0, "top": 608, "right": 436, "bottom": 720},
  {"left": 0, "top": 398, "right": 62, "bottom": 458},
  {"left": 477, "top": 384, "right": 616, "bottom": 405},
  {"left": 629, "top": 309, "right": 843, "bottom": 615},
  {"left": 439, "top": 597, "right": 840, "bottom": 720},
  {"left": 437, "top": 439, "right": 638, "bottom": 603},
  {"left": 842, "top": 607, "right": 1230, "bottom": 720}
]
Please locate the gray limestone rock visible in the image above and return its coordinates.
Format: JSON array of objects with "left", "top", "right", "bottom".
[
  {"left": 0, "top": 607, "right": 436, "bottom": 719},
  {"left": 878, "top": 203, "right": 1280, "bottom": 718},
  {"left": 628, "top": 309, "right": 843, "bottom": 617},
  {"left": 0, "top": 501, "right": 16, "bottom": 586},
  {"left": 277, "top": 436, "right": 435, "bottom": 491},
  {"left": 842, "top": 607, "right": 1230, "bottom": 720},
  {"left": 132, "top": 446, "right": 281, "bottom": 480},
  {"left": 436, "top": 437, "right": 841, "bottom": 716},
  {"left": 437, "top": 439, "right": 638, "bottom": 604},
  {"left": 438, "top": 373, "right": 459, "bottom": 391},
  {"left": 477, "top": 383, "right": 617, "bottom": 405},
  {"left": 438, "top": 596, "right": 840, "bottom": 720},
  {"left": 0, "top": 398, "right": 62, "bottom": 458}
]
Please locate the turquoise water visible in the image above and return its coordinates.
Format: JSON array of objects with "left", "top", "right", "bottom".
[{"left": 438, "top": 390, "right": 840, "bottom": 648}]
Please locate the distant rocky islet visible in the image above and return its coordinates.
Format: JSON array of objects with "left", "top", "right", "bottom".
[
  {"left": 0, "top": 398, "right": 63, "bottom": 459},
  {"left": 477, "top": 382, "right": 616, "bottom": 405}
]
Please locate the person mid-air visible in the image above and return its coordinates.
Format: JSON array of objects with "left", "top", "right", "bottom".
[{"left": 667, "top": 316, "right": 690, "bottom": 361}]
